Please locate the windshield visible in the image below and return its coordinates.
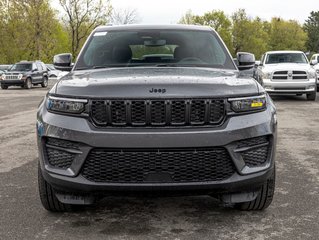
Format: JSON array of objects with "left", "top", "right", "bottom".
[
  {"left": 265, "top": 53, "right": 308, "bottom": 64},
  {"left": 75, "top": 30, "right": 236, "bottom": 70},
  {"left": 46, "top": 64, "right": 55, "bottom": 71},
  {"left": 0, "top": 65, "right": 10, "bottom": 71},
  {"left": 9, "top": 64, "right": 32, "bottom": 72}
]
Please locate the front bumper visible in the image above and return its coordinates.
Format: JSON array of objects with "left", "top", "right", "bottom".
[
  {"left": 263, "top": 78, "right": 316, "bottom": 94},
  {"left": 0, "top": 80, "right": 25, "bottom": 86},
  {"left": 37, "top": 103, "right": 277, "bottom": 195}
]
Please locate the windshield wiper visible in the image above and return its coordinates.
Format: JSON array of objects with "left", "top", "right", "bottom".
[
  {"left": 155, "top": 64, "right": 178, "bottom": 67},
  {"left": 76, "top": 64, "right": 142, "bottom": 70},
  {"left": 154, "top": 63, "right": 224, "bottom": 69}
]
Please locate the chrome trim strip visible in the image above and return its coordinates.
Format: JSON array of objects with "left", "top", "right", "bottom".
[{"left": 48, "top": 96, "right": 88, "bottom": 103}]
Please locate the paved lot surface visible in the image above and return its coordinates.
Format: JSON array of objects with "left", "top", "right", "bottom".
[{"left": 0, "top": 81, "right": 319, "bottom": 240}]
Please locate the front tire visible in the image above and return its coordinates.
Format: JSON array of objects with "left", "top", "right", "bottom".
[
  {"left": 1, "top": 84, "right": 8, "bottom": 89},
  {"left": 38, "top": 165, "right": 73, "bottom": 212},
  {"left": 24, "top": 78, "right": 32, "bottom": 89},
  {"left": 235, "top": 167, "right": 275, "bottom": 211},
  {"left": 306, "top": 91, "right": 316, "bottom": 101},
  {"left": 41, "top": 76, "right": 48, "bottom": 88}
]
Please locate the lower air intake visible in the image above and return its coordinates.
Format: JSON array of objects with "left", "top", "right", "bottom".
[{"left": 81, "top": 148, "right": 235, "bottom": 183}]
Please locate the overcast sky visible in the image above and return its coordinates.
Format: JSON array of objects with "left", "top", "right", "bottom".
[
  {"left": 52, "top": 0, "right": 318, "bottom": 24},
  {"left": 110, "top": 0, "right": 318, "bottom": 24}
]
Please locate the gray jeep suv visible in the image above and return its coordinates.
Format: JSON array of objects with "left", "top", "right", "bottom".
[
  {"left": 1, "top": 61, "right": 48, "bottom": 89},
  {"left": 37, "top": 25, "right": 277, "bottom": 212}
]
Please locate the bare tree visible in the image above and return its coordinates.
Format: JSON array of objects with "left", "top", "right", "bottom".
[
  {"left": 178, "top": 10, "right": 195, "bottom": 24},
  {"left": 110, "top": 8, "right": 140, "bottom": 25},
  {"left": 59, "top": 0, "right": 112, "bottom": 56}
]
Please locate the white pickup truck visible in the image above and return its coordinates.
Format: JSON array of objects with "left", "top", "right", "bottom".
[
  {"left": 255, "top": 51, "right": 317, "bottom": 100},
  {"left": 310, "top": 53, "right": 319, "bottom": 90}
]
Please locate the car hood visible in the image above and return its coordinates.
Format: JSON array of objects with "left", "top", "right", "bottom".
[
  {"left": 5, "top": 71, "right": 28, "bottom": 74},
  {"left": 263, "top": 63, "right": 313, "bottom": 72},
  {"left": 313, "top": 64, "right": 319, "bottom": 70},
  {"left": 53, "top": 67, "right": 260, "bottom": 98}
]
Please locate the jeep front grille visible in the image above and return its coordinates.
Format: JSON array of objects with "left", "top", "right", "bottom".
[
  {"left": 81, "top": 147, "right": 235, "bottom": 183},
  {"left": 4, "top": 74, "right": 19, "bottom": 80},
  {"left": 90, "top": 99, "right": 225, "bottom": 127}
]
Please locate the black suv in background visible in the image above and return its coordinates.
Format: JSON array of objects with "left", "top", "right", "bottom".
[{"left": 0, "top": 61, "right": 48, "bottom": 89}]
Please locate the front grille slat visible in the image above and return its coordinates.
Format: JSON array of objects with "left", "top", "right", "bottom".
[
  {"left": 190, "top": 100, "right": 205, "bottom": 124},
  {"left": 111, "top": 101, "right": 126, "bottom": 125},
  {"left": 131, "top": 101, "right": 146, "bottom": 125},
  {"left": 151, "top": 101, "right": 166, "bottom": 125},
  {"left": 81, "top": 147, "right": 235, "bottom": 183},
  {"left": 90, "top": 99, "right": 225, "bottom": 128},
  {"left": 171, "top": 100, "right": 186, "bottom": 125}
]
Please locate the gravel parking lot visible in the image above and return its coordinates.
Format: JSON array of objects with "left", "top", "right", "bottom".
[{"left": 0, "top": 80, "right": 318, "bottom": 240}]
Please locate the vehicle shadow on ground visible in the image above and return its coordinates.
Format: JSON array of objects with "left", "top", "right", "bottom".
[
  {"left": 53, "top": 195, "right": 271, "bottom": 239},
  {"left": 1, "top": 151, "right": 276, "bottom": 239}
]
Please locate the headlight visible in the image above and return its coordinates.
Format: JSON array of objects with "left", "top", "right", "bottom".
[
  {"left": 261, "top": 72, "right": 271, "bottom": 79},
  {"left": 308, "top": 70, "right": 316, "bottom": 79},
  {"left": 46, "top": 96, "right": 87, "bottom": 114},
  {"left": 229, "top": 95, "right": 267, "bottom": 113},
  {"left": 1, "top": 74, "right": 6, "bottom": 80},
  {"left": 18, "top": 74, "right": 23, "bottom": 80}
]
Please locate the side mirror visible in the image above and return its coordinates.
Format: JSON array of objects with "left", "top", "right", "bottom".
[
  {"left": 32, "top": 68, "right": 38, "bottom": 72},
  {"left": 310, "top": 59, "right": 318, "bottom": 66},
  {"left": 233, "top": 58, "right": 239, "bottom": 66},
  {"left": 254, "top": 60, "right": 261, "bottom": 67},
  {"left": 236, "top": 52, "right": 256, "bottom": 71},
  {"left": 54, "top": 53, "right": 73, "bottom": 71}
]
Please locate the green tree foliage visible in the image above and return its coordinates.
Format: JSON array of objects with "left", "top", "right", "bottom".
[
  {"left": 179, "top": 9, "right": 308, "bottom": 59},
  {"left": 232, "top": 9, "right": 269, "bottom": 59},
  {"left": 269, "top": 18, "right": 307, "bottom": 51},
  {"left": 194, "top": 11, "right": 233, "bottom": 55},
  {"left": 304, "top": 11, "right": 319, "bottom": 53},
  {"left": 59, "top": 0, "right": 112, "bottom": 57},
  {"left": 178, "top": 10, "right": 196, "bottom": 25},
  {"left": 231, "top": 9, "right": 269, "bottom": 58},
  {"left": 179, "top": 10, "right": 233, "bottom": 55},
  {"left": 0, "top": 0, "right": 69, "bottom": 64}
]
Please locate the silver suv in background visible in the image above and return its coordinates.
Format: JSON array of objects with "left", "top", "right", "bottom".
[{"left": 255, "top": 51, "right": 317, "bottom": 100}]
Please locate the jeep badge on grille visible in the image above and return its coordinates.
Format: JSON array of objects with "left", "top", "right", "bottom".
[{"left": 149, "top": 88, "right": 166, "bottom": 93}]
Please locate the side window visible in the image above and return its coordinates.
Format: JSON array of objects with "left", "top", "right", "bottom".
[
  {"left": 36, "top": 63, "right": 43, "bottom": 71},
  {"left": 32, "top": 63, "right": 37, "bottom": 71},
  {"left": 41, "top": 63, "right": 47, "bottom": 71}
]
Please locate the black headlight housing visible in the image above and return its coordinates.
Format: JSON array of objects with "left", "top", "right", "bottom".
[
  {"left": 46, "top": 96, "right": 87, "bottom": 114},
  {"left": 228, "top": 95, "right": 267, "bottom": 113}
]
